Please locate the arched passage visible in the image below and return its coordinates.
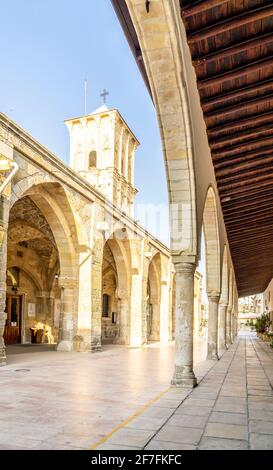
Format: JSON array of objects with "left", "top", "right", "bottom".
[
  {"left": 146, "top": 252, "right": 161, "bottom": 342},
  {"left": 202, "top": 187, "right": 221, "bottom": 360},
  {"left": 103, "top": 228, "right": 131, "bottom": 345},
  {"left": 219, "top": 246, "right": 229, "bottom": 351},
  {"left": 3, "top": 181, "right": 80, "bottom": 352},
  {"left": 101, "top": 241, "right": 118, "bottom": 344}
]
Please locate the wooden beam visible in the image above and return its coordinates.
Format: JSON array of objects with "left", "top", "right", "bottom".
[
  {"left": 181, "top": 0, "right": 229, "bottom": 18},
  {"left": 217, "top": 163, "right": 273, "bottom": 183},
  {"left": 224, "top": 210, "right": 273, "bottom": 225},
  {"left": 219, "top": 173, "right": 273, "bottom": 192},
  {"left": 214, "top": 146, "right": 273, "bottom": 168},
  {"left": 210, "top": 126, "right": 273, "bottom": 151},
  {"left": 227, "top": 220, "right": 273, "bottom": 235},
  {"left": 229, "top": 227, "right": 273, "bottom": 239},
  {"left": 219, "top": 179, "right": 273, "bottom": 197},
  {"left": 187, "top": 4, "right": 273, "bottom": 44},
  {"left": 220, "top": 185, "right": 273, "bottom": 204},
  {"left": 202, "top": 79, "right": 273, "bottom": 110},
  {"left": 208, "top": 111, "right": 273, "bottom": 138},
  {"left": 216, "top": 155, "right": 273, "bottom": 178},
  {"left": 205, "top": 93, "right": 273, "bottom": 120},
  {"left": 212, "top": 135, "right": 273, "bottom": 160},
  {"left": 198, "top": 56, "right": 273, "bottom": 90},
  {"left": 194, "top": 32, "right": 273, "bottom": 64},
  {"left": 223, "top": 196, "right": 273, "bottom": 214}
]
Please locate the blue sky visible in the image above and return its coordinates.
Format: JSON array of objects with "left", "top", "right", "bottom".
[{"left": 0, "top": 0, "right": 169, "bottom": 243}]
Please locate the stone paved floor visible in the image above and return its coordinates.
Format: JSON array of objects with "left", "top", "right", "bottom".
[
  {"left": 1, "top": 333, "right": 272, "bottom": 450},
  {"left": 0, "top": 340, "right": 205, "bottom": 450},
  {"left": 97, "top": 332, "right": 273, "bottom": 450}
]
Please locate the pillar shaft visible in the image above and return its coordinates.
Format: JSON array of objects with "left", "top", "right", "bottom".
[
  {"left": 0, "top": 196, "right": 9, "bottom": 366},
  {"left": 226, "top": 307, "right": 232, "bottom": 347},
  {"left": 207, "top": 294, "right": 220, "bottom": 360},
  {"left": 149, "top": 303, "right": 160, "bottom": 341},
  {"left": 218, "top": 303, "right": 227, "bottom": 351},
  {"left": 116, "top": 298, "right": 129, "bottom": 345},
  {"left": 172, "top": 262, "right": 197, "bottom": 388},
  {"left": 57, "top": 286, "right": 75, "bottom": 352}
]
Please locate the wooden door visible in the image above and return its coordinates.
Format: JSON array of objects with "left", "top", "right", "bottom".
[{"left": 3, "top": 295, "right": 22, "bottom": 345}]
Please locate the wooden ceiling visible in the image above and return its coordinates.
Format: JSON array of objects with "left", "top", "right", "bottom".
[
  {"left": 181, "top": 0, "right": 273, "bottom": 296},
  {"left": 112, "top": 0, "right": 273, "bottom": 296}
]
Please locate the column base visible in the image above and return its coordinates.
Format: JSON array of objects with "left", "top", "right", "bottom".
[
  {"left": 171, "top": 366, "right": 197, "bottom": 388},
  {"left": 56, "top": 340, "right": 73, "bottom": 352},
  {"left": 207, "top": 352, "right": 219, "bottom": 360}
]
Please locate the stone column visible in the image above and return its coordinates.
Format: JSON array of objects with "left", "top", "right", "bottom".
[
  {"left": 57, "top": 281, "right": 76, "bottom": 352},
  {"left": 116, "top": 296, "right": 130, "bottom": 345},
  {"left": 149, "top": 302, "right": 160, "bottom": 341},
  {"left": 226, "top": 307, "right": 232, "bottom": 347},
  {"left": 160, "top": 281, "right": 170, "bottom": 344},
  {"left": 207, "top": 294, "right": 220, "bottom": 360},
  {"left": 0, "top": 195, "right": 9, "bottom": 366},
  {"left": 171, "top": 262, "right": 197, "bottom": 388},
  {"left": 231, "top": 312, "right": 235, "bottom": 343},
  {"left": 218, "top": 303, "right": 228, "bottom": 351}
]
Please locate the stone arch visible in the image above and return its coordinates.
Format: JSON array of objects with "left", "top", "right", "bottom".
[
  {"left": 124, "top": 0, "right": 197, "bottom": 257},
  {"left": 103, "top": 228, "right": 132, "bottom": 344},
  {"left": 202, "top": 186, "right": 221, "bottom": 359},
  {"left": 11, "top": 182, "right": 78, "bottom": 280},
  {"left": 220, "top": 246, "right": 229, "bottom": 306},
  {"left": 11, "top": 173, "right": 88, "bottom": 249},
  {"left": 9, "top": 179, "right": 82, "bottom": 351},
  {"left": 147, "top": 252, "right": 161, "bottom": 341},
  {"left": 202, "top": 186, "right": 221, "bottom": 296},
  {"left": 218, "top": 246, "right": 229, "bottom": 350},
  {"left": 7, "top": 264, "right": 43, "bottom": 296}
]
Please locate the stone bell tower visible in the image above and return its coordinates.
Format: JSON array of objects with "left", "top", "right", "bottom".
[{"left": 65, "top": 104, "right": 139, "bottom": 216}]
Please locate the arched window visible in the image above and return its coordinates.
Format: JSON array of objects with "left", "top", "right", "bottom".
[
  {"left": 102, "top": 294, "right": 109, "bottom": 317},
  {"left": 89, "top": 150, "right": 97, "bottom": 169}
]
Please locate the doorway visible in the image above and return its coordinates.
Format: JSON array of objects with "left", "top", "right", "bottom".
[{"left": 3, "top": 294, "right": 22, "bottom": 345}]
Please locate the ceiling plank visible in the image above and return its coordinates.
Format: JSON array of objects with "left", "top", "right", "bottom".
[
  {"left": 208, "top": 111, "right": 273, "bottom": 138},
  {"left": 195, "top": 32, "right": 273, "bottom": 64},
  {"left": 187, "top": 4, "right": 273, "bottom": 44},
  {"left": 198, "top": 56, "right": 273, "bottom": 90},
  {"left": 181, "top": 0, "right": 229, "bottom": 18},
  {"left": 214, "top": 146, "right": 273, "bottom": 168},
  {"left": 210, "top": 126, "right": 273, "bottom": 150},
  {"left": 204, "top": 93, "right": 273, "bottom": 120}
]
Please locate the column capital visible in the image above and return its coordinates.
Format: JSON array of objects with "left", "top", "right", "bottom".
[
  {"left": 172, "top": 253, "right": 198, "bottom": 266},
  {"left": 173, "top": 261, "right": 196, "bottom": 275},
  {"left": 207, "top": 293, "right": 221, "bottom": 303}
]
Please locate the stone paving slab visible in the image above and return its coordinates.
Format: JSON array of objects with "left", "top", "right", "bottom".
[{"left": 97, "top": 332, "right": 273, "bottom": 451}]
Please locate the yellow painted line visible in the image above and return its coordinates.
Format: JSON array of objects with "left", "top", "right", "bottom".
[{"left": 90, "top": 386, "right": 171, "bottom": 450}]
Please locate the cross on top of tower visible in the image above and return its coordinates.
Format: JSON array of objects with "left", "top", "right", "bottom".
[{"left": 100, "top": 89, "right": 109, "bottom": 104}]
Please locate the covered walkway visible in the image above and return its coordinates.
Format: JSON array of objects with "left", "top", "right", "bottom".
[{"left": 97, "top": 333, "right": 273, "bottom": 450}]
